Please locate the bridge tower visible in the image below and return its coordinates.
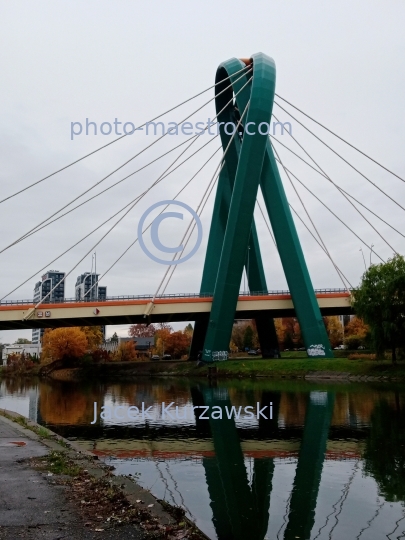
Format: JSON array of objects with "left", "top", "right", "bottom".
[{"left": 190, "top": 53, "right": 333, "bottom": 361}]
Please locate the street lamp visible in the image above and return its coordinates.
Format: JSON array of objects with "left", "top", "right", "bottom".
[
  {"left": 359, "top": 248, "right": 367, "bottom": 272},
  {"left": 247, "top": 246, "right": 250, "bottom": 294},
  {"left": 370, "top": 244, "right": 374, "bottom": 267}
]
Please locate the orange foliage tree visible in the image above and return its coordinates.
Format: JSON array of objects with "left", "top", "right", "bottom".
[
  {"left": 274, "top": 319, "right": 285, "bottom": 347},
  {"left": 324, "top": 316, "right": 344, "bottom": 348},
  {"left": 164, "top": 330, "right": 192, "bottom": 358},
  {"left": 41, "top": 327, "right": 88, "bottom": 364},
  {"left": 80, "top": 326, "right": 103, "bottom": 351},
  {"left": 113, "top": 341, "right": 138, "bottom": 362},
  {"left": 277, "top": 318, "right": 303, "bottom": 349},
  {"left": 345, "top": 317, "right": 369, "bottom": 338},
  {"left": 154, "top": 328, "right": 172, "bottom": 356},
  {"left": 128, "top": 323, "right": 156, "bottom": 337}
]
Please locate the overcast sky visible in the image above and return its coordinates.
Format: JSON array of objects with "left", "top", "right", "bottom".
[{"left": 1, "top": 1, "right": 404, "bottom": 343}]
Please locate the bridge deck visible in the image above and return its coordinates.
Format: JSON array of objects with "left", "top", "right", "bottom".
[{"left": 0, "top": 292, "right": 352, "bottom": 330}]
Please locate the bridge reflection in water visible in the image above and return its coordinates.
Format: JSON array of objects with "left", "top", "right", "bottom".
[
  {"left": 3, "top": 378, "right": 404, "bottom": 540},
  {"left": 192, "top": 385, "right": 334, "bottom": 540}
]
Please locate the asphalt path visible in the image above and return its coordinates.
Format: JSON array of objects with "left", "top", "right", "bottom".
[{"left": 0, "top": 414, "right": 146, "bottom": 539}]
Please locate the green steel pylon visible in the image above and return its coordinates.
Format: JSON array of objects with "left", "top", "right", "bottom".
[
  {"left": 189, "top": 56, "right": 280, "bottom": 360},
  {"left": 198, "top": 52, "right": 333, "bottom": 361}
]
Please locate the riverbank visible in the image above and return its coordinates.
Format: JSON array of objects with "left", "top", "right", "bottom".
[
  {"left": 0, "top": 409, "right": 208, "bottom": 539},
  {"left": 3, "top": 354, "right": 405, "bottom": 382},
  {"left": 174, "top": 357, "right": 405, "bottom": 381},
  {"left": 40, "top": 357, "right": 405, "bottom": 382}
]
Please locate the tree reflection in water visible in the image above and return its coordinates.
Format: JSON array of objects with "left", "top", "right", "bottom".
[{"left": 364, "top": 393, "right": 405, "bottom": 503}]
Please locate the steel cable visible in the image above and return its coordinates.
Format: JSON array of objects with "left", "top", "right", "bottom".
[{"left": 0, "top": 64, "right": 251, "bottom": 205}]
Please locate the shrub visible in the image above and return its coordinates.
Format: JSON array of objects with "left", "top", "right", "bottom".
[
  {"left": 348, "top": 353, "right": 376, "bottom": 360},
  {"left": 344, "top": 334, "right": 365, "bottom": 350}
]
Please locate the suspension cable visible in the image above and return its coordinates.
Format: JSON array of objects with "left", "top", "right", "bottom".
[
  {"left": 0, "top": 64, "right": 251, "bottom": 205},
  {"left": 3, "top": 131, "right": 219, "bottom": 253},
  {"left": 272, "top": 142, "right": 352, "bottom": 291},
  {"left": 21, "top": 139, "right": 226, "bottom": 314},
  {"left": 0, "top": 144, "right": 222, "bottom": 302},
  {"left": 83, "top": 148, "right": 222, "bottom": 302},
  {"left": 155, "top": 100, "right": 250, "bottom": 298},
  {"left": 256, "top": 200, "right": 277, "bottom": 247},
  {"left": 274, "top": 101, "right": 405, "bottom": 212},
  {"left": 271, "top": 134, "right": 405, "bottom": 239},
  {"left": 2, "top": 73, "right": 252, "bottom": 254},
  {"left": 258, "top": 193, "right": 352, "bottom": 288},
  {"left": 274, "top": 94, "right": 405, "bottom": 183},
  {"left": 271, "top": 118, "right": 400, "bottom": 252},
  {"left": 157, "top": 163, "right": 221, "bottom": 298},
  {"left": 288, "top": 204, "right": 354, "bottom": 288},
  {"left": 273, "top": 154, "right": 385, "bottom": 263}
]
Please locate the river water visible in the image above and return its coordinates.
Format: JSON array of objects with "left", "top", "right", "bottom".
[{"left": 1, "top": 376, "right": 404, "bottom": 540}]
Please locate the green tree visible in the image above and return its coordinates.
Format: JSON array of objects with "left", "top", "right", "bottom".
[
  {"left": 243, "top": 325, "right": 254, "bottom": 350},
  {"left": 184, "top": 323, "right": 194, "bottom": 335},
  {"left": 111, "top": 332, "right": 119, "bottom": 343},
  {"left": 353, "top": 254, "right": 405, "bottom": 363},
  {"left": 14, "top": 338, "right": 32, "bottom": 344}
]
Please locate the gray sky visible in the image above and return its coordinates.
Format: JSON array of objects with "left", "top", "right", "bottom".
[{"left": 1, "top": 1, "right": 404, "bottom": 343}]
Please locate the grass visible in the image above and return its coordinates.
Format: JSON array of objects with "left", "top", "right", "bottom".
[
  {"left": 43, "top": 451, "right": 82, "bottom": 476},
  {"left": 171, "top": 356, "right": 405, "bottom": 379},
  {"left": 0, "top": 410, "right": 69, "bottom": 447}
]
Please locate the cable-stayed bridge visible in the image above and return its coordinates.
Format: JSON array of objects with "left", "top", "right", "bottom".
[
  {"left": 0, "top": 52, "right": 403, "bottom": 360},
  {"left": 0, "top": 289, "right": 351, "bottom": 331}
]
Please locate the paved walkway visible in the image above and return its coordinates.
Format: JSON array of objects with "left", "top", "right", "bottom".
[{"left": 0, "top": 415, "right": 145, "bottom": 539}]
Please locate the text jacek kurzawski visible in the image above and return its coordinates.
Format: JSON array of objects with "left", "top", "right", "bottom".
[{"left": 91, "top": 402, "right": 273, "bottom": 423}]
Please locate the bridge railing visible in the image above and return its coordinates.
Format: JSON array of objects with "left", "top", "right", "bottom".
[{"left": 0, "top": 288, "right": 352, "bottom": 307}]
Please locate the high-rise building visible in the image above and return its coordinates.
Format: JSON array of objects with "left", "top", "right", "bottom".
[
  {"left": 75, "top": 273, "right": 107, "bottom": 302},
  {"left": 32, "top": 270, "right": 66, "bottom": 344},
  {"left": 75, "top": 272, "right": 107, "bottom": 341}
]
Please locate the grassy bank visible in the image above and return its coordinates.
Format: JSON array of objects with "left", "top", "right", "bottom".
[
  {"left": 171, "top": 357, "right": 405, "bottom": 380},
  {"left": 6, "top": 352, "right": 404, "bottom": 382}
]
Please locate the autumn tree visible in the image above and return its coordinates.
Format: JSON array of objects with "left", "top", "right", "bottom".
[
  {"left": 41, "top": 327, "right": 88, "bottom": 364},
  {"left": 80, "top": 326, "right": 103, "bottom": 351},
  {"left": 324, "top": 316, "right": 344, "bottom": 348},
  {"left": 113, "top": 341, "right": 137, "bottom": 362},
  {"left": 345, "top": 317, "right": 369, "bottom": 338},
  {"left": 279, "top": 318, "right": 303, "bottom": 349},
  {"left": 156, "top": 322, "right": 173, "bottom": 331},
  {"left": 128, "top": 324, "right": 156, "bottom": 338},
  {"left": 154, "top": 327, "right": 172, "bottom": 356},
  {"left": 274, "top": 319, "right": 286, "bottom": 347},
  {"left": 344, "top": 317, "right": 370, "bottom": 350},
  {"left": 353, "top": 254, "right": 405, "bottom": 363},
  {"left": 165, "top": 330, "right": 192, "bottom": 358}
]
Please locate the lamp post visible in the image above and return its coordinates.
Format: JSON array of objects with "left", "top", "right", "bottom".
[
  {"left": 359, "top": 248, "right": 367, "bottom": 272},
  {"left": 247, "top": 245, "right": 250, "bottom": 294}
]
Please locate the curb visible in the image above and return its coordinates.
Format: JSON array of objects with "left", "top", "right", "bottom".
[{"left": 0, "top": 408, "right": 207, "bottom": 536}]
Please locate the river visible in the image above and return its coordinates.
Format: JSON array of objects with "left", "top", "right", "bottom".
[{"left": 1, "top": 376, "right": 404, "bottom": 540}]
